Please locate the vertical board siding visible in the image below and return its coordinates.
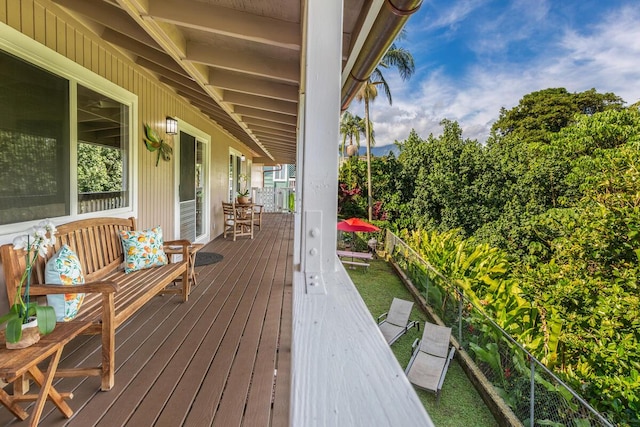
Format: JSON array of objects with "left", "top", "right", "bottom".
[
  {"left": 0, "top": 0, "right": 242, "bottom": 240},
  {"left": 20, "top": 0, "right": 33, "bottom": 38}
]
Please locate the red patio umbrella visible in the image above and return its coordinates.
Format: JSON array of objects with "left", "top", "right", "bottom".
[{"left": 337, "top": 217, "right": 380, "bottom": 232}]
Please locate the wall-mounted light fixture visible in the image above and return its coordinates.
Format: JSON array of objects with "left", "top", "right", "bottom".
[
  {"left": 166, "top": 117, "right": 178, "bottom": 135},
  {"left": 240, "top": 154, "right": 246, "bottom": 161}
]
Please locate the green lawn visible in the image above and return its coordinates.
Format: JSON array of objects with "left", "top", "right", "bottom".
[{"left": 346, "top": 258, "right": 498, "bottom": 427}]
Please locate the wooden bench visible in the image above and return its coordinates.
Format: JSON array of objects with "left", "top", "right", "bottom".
[
  {"left": 337, "top": 250, "right": 372, "bottom": 270},
  {"left": 341, "top": 260, "right": 370, "bottom": 270},
  {"left": 0, "top": 217, "right": 190, "bottom": 392},
  {"left": 336, "top": 250, "right": 374, "bottom": 261}
]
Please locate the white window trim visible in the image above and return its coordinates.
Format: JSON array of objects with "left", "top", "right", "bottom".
[
  {"left": 0, "top": 23, "right": 138, "bottom": 243},
  {"left": 228, "top": 147, "right": 248, "bottom": 202},
  {"left": 173, "top": 120, "right": 211, "bottom": 244}
]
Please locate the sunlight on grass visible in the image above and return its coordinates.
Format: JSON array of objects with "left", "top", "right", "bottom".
[{"left": 346, "top": 258, "right": 497, "bottom": 427}]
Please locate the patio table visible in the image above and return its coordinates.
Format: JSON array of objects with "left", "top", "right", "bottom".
[
  {"left": 166, "top": 243, "right": 205, "bottom": 289},
  {"left": 0, "top": 321, "right": 93, "bottom": 426}
]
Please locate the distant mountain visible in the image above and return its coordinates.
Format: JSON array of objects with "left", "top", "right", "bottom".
[{"left": 352, "top": 145, "right": 400, "bottom": 157}]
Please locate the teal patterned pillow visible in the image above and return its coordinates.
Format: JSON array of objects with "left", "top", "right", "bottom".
[
  {"left": 120, "top": 226, "right": 168, "bottom": 273},
  {"left": 45, "top": 245, "right": 85, "bottom": 322}
]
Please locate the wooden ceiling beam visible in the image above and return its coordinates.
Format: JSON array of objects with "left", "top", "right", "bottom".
[
  {"left": 242, "top": 117, "right": 297, "bottom": 132},
  {"left": 187, "top": 42, "right": 299, "bottom": 84},
  {"left": 249, "top": 124, "right": 296, "bottom": 136},
  {"left": 148, "top": 0, "right": 300, "bottom": 50},
  {"left": 249, "top": 126, "right": 297, "bottom": 141},
  {"left": 172, "top": 86, "right": 220, "bottom": 109},
  {"left": 101, "top": 28, "right": 186, "bottom": 76},
  {"left": 235, "top": 106, "right": 297, "bottom": 125},
  {"left": 51, "top": 0, "right": 159, "bottom": 49},
  {"left": 251, "top": 128, "right": 297, "bottom": 139},
  {"left": 208, "top": 69, "right": 298, "bottom": 102},
  {"left": 187, "top": 99, "right": 239, "bottom": 126},
  {"left": 223, "top": 92, "right": 297, "bottom": 116},
  {"left": 256, "top": 134, "right": 296, "bottom": 145},
  {"left": 136, "top": 57, "right": 195, "bottom": 87},
  {"left": 256, "top": 138, "right": 296, "bottom": 148},
  {"left": 255, "top": 133, "right": 296, "bottom": 145}
]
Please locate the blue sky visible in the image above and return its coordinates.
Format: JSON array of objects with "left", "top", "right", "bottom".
[{"left": 350, "top": 0, "right": 640, "bottom": 146}]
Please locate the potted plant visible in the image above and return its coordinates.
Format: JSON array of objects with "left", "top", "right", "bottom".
[
  {"left": 236, "top": 189, "right": 250, "bottom": 204},
  {"left": 0, "top": 220, "right": 57, "bottom": 348},
  {"left": 236, "top": 173, "right": 251, "bottom": 204}
]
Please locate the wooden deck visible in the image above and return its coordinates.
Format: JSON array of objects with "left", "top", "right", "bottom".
[{"left": 0, "top": 213, "right": 293, "bottom": 427}]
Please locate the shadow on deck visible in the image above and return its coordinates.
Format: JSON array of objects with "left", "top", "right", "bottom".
[{"left": 0, "top": 213, "right": 293, "bottom": 427}]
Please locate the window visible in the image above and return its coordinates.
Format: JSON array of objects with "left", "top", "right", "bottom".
[
  {"left": 76, "top": 85, "right": 129, "bottom": 214},
  {"left": 0, "top": 51, "right": 70, "bottom": 225},
  {"left": 228, "top": 150, "right": 248, "bottom": 202},
  {"left": 273, "top": 165, "right": 286, "bottom": 181},
  {"left": 0, "top": 34, "right": 136, "bottom": 232}
]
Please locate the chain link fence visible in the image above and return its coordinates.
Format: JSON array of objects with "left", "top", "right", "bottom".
[{"left": 385, "top": 230, "right": 614, "bottom": 427}]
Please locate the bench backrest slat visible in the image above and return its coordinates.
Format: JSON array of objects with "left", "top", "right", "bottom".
[{"left": 2, "top": 217, "right": 136, "bottom": 306}]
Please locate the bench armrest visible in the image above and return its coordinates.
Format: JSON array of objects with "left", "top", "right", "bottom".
[
  {"left": 163, "top": 240, "right": 192, "bottom": 258},
  {"left": 164, "top": 239, "right": 191, "bottom": 247},
  {"left": 28, "top": 281, "right": 120, "bottom": 295}
]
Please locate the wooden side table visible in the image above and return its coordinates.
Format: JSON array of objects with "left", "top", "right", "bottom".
[
  {"left": 0, "top": 321, "right": 93, "bottom": 426},
  {"left": 166, "top": 243, "right": 205, "bottom": 290}
]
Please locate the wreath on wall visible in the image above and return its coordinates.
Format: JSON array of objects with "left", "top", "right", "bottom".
[{"left": 143, "top": 123, "right": 173, "bottom": 167}]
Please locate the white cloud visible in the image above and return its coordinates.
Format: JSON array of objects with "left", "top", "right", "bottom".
[
  {"left": 472, "top": 0, "right": 551, "bottom": 54},
  {"left": 420, "top": 0, "right": 487, "bottom": 32},
  {"left": 365, "top": 4, "right": 640, "bottom": 147}
]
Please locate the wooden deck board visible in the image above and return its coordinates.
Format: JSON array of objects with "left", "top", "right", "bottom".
[
  {"left": 212, "top": 218, "right": 289, "bottom": 426},
  {"left": 244, "top": 221, "right": 292, "bottom": 427},
  {"left": 179, "top": 216, "right": 279, "bottom": 426},
  {"left": 155, "top": 221, "right": 275, "bottom": 426},
  {"left": 0, "top": 213, "right": 293, "bottom": 427},
  {"left": 269, "top": 223, "right": 293, "bottom": 427},
  {"left": 95, "top": 235, "right": 257, "bottom": 426}
]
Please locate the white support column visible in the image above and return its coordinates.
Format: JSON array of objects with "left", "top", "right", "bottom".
[{"left": 297, "top": 0, "right": 342, "bottom": 294}]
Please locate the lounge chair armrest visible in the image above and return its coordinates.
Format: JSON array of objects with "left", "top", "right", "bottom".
[
  {"left": 406, "top": 320, "right": 419, "bottom": 332},
  {"left": 377, "top": 312, "right": 388, "bottom": 323},
  {"left": 29, "top": 281, "right": 120, "bottom": 295},
  {"left": 411, "top": 338, "right": 420, "bottom": 351},
  {"left": 436, "top": 346, "right": 457, "bottom": 393},
  {"left": 447, "top": 346, "right": 456, "bottom": 361}
]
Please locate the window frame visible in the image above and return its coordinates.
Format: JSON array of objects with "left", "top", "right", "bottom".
[
  {"left": 0, "top": 23, "right": 138, "bottom": 241},
  {"left": 273, "top": 165, "right": 287, "bottom": 181}
]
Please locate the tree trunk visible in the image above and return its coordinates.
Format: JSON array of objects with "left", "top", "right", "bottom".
[{"left": 364, "top": 98, "right": 373, "bottom": 222}]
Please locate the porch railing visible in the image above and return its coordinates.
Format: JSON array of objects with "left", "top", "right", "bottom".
[
  {"left": 253, "top": 187, "right": 294, "bottom": 213},
  {"left": 385, "top": 230, "right": 614, "bottom": 427},
  {"left": 78, "top": 191, "right": 127, "bottom": 214}
]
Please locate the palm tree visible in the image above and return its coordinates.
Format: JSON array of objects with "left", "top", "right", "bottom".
[
  {"left": 356, "top": 41, "right": 415, "bottom": 220},
  {"left": 339, "top": 111, "right": 366, "bottom": 160}
]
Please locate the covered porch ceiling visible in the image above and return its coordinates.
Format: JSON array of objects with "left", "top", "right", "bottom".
[{"left": 49, "top": 0, "right": 420, "bottom": 165}]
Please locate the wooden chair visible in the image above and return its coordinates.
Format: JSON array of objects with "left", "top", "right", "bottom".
[
  {"left": 253, "top": 203, "right": 264, "bottom": 229},
  {"left": 222, "top": 202, "right": 254, "bottom": 241}
]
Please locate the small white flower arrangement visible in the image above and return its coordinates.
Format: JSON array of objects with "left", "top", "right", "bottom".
[{"left": 0, "top": 220, "right": 58, "bottom": 344}]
